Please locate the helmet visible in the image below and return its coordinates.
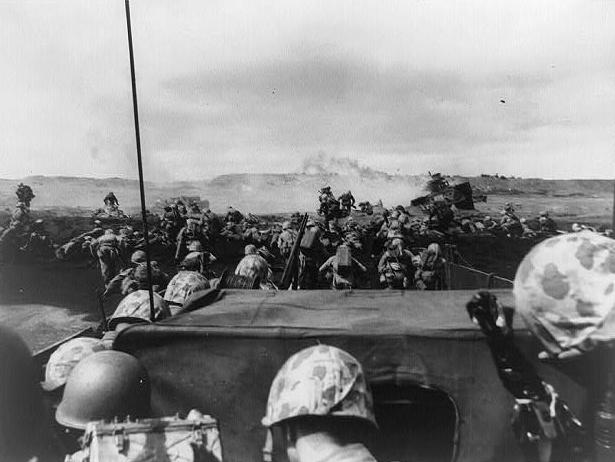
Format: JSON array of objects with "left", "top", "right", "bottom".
[
  {"left": 390, "top": 211, "right": 400, "bottom": 219},
  {"left": 306, "top": 219, "right": 316, "bottom": 227},
  {"left": 42, "top": 337, "right": 106, "bottom": 391},
  {"left": 427, "top": 243, "right": 441, "bottom": 255},
  {"left": 282, "top": 221, "right": 291, "bottom": 230},
  {"left": 93, "top": 220, "right": 102, "bottom": 226},
  {"left": 131, "top": 250, "right": 147, "bottom": 265},
  {"left": 245, "top": 244, "right": 258, "bottom": 255},
  {"left": 164, "top": 271, "right": 210, "bottom": 306},
  {"left": 572, "top": 223, "right": 582, "bottom": 232},
  {"left": 108, "top": 290, "right": 170, "bottom": 330},
  {"left": 55, "top": 351, "right": 150, "bottom": 429},
  {"left": 262, "top": 345, "right": 376, "bottom": 428},
  {"left": 540, "top": 211, "right": 549, "bottom": 217},
  {"left": 187, "top": 240, "right": 203, "bottom": 252},
  {"left": 513, "top": 231, "right": 615, "bottom": 355},
  {"left": 133, "top": 263, "right": 164, "bottom": 286}
]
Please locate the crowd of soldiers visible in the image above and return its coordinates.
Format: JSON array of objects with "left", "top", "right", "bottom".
[
  {"left": 2, "top": 183, "right": 610, "bottom": 296},
  {"left": 59, "top": 189, "right": 452, "bottom": 294},
  {"left": 3, "top": 229, "right": 615, "bottom": 461}
]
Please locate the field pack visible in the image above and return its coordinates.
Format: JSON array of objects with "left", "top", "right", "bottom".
[
  {"left": 299, "top": 229, "right": 318, "bottom": 254},
  {"left": 336, "top": 245, "right": 352, "bottom": 269},
  {"left": 66, "top": 411, "right": 222, "bottom": 462}
]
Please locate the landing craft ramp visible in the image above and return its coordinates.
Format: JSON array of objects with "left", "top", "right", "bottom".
[{"left": 115, "top": 289, "right": 587, "bottom": 462}]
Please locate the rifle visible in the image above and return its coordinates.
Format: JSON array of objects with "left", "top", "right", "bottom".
[
  {"left": 466, "top": 291, "right": 587, "bottom": 462},
  {"left": 96, "top": 289, "right": 108, "bottom": 331},
  {"left": 280, "top": 213, "right": 309, "bottom": 290}
]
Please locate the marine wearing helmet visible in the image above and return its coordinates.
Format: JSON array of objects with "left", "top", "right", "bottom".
[{"left": 262, "top": 345, "right": 378, "bottom": 462}]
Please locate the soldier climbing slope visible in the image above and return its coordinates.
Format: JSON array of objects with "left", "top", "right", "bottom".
[
  {"left": 339, "top": 190, "right": 356, "bottom": 215},
  {"left": 95, "top": 229, "right": 123, "bottom": 285}
]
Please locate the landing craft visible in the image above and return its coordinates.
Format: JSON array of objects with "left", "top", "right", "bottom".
[
  {"left": 411, "top": 172, "right": 487, "bottom": 210},
  {"left": 25, "top": 3, "right": 600, "bottom": 462}
]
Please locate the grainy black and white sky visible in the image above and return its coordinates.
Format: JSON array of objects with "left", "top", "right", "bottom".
[{"left": 2, "top": 0, "right": 614, "bottom": 180}]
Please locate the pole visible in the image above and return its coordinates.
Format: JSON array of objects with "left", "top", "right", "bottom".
[
  {"left": 612, "top": 181, "right": 615, "bottom": 233},
  {"left": 124, "top": 0, "right": 155, "bottom": 321}
]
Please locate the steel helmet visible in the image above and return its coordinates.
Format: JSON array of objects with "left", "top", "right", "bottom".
[
  {"left": 187, "top": 240, "right": 203, "bottom": 252},
  {"left": 55, "top": 351, "right": 150, "bottom": 429},
  {"left": 261, "top": 345, "right": 377, "bottom": 428},
  {"left": 42, "top": 337, "right": 106, "bottom": 391},
  {"left": 282, "top": 221, "right": 291, "bottom": 230},
  {"left": 164, "top": 271, "right": 210, "bottom": 306},
  {"left": 108, "top": 290, "right": 170, "bottom": 330},
  {"left": 513, "top": 231, "right": 615, "bottom": 355},
  {"left": 131, "top": 250, "right": 147, "bottom": 265},
  {"left": 245, "top": 244, "right": 258, "bottom": 255}
]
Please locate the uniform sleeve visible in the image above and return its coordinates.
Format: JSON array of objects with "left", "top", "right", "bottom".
[
  {"left": 377, "top": 253, "right": 388, "bottom": 273},
  {"left": 319, "top": 256, "right": 334, "bottom": 273}
]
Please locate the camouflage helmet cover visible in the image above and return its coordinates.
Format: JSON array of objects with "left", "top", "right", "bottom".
[
  {"left": 261, "top": 345, "right": 377, "bottom": 428},
  {"left": 513, "top": 231, "right": 615, "bottom": 355},
  {"left": 187, "top": 240, "right": 203, "bottom": 252},
  {"left": 109, "top": 290, "right": 170, "bottom": 329},
  {"left": 42, "top": 337, "right": 106, "bottom": 391},
  {"left": 131, "top": 250, "right": 147, "bottom": 265},
  {"left": 164, "top": 271, "right": 210, "bottom": 305}
]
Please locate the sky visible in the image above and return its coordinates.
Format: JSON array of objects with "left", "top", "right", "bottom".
[{"left": 2, "top": 0, "right": 614, "bottom": 181}]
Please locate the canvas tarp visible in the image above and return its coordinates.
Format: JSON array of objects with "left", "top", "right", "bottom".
[{"left": 115, "top": 289, "right": 588, "bottom": 462}]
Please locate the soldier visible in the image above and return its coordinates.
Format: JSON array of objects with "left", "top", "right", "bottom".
[
  {"left": 339, "top": 190, "right": 356, "bottom": 215},
  {"left": 466, "top": 231, "right": 615, "bottom": 462},
  {"left": 0, "top": 326, "right": 62, "bottom": 461},
  {"left": 342, "top": 217, "right": 363, "bottom": 251},
  {"left": 104, "top": 250, "right": 168, "bottom": 298},
  {"left": 262, "top": 345, "right": 379, "bottom": 462},
  {"left": 108, "top": 289, "right": 171, "bottom": 331},
  {"left": 482, "top": 215, "right": 498, "bottom": 232},
  {"left": 415, "top": 243, "right": 446, "bottom": 290},
  {"left": 538, "top": 211, "right": 558, "bottom": 234},
  {"left": 55, "top": 351, "right": 151, "bottom": 453},
  {"left": 319, "top": 244, "right": 367, "bottom": 290},
  {"left": 225, "top": 206, "right": 244, "bottom": 224},
  {"left": 103, "top": 191, "right": 119, "bottom": 209},
  {"left": 358, "top": 201, "right": 373, "bottom": 215},
  {"left": 235, "top": 244, "right": 273, "bottom": 289},
  {"left": 277, "top": 221, "right": 297, "bottom": 261},
  {"left": 519, "top": 218, "right": 537, "bottom": 238},
  {"left": 164, "top": 266, "right": 210, "bottom": 312},
  {"left": 242, "top": 222, "right": 262, "bottom": 245},
  {"left": 175, "top": 214, "right": 208, "bottom": 263},
  {"left": 95, "top": 229, "right": 123, "bottom": 285},
  {"left": 497, "top": 203, "right": 522, "bottom": 236},
  {"left": 117, "top": 225, "right": 137, "bottom": 261},
  {"left": 20, "top": 218, "right": 52, "bottom": 257},
  {"left": 396, "top": 206, "right": 411, "bottom": 225},
  {"left": 180, "top": 240, "right": 217, "bottom": 277},
  {"left": 220, "top": 220, "right": 242, "bottom": 241},
  {"left": 298, "top": 219, "right": 324, "bottom": 289},
  {"left": 378, "top": 238, "right": 415, "bottom": 289},
  {"left": 41, "top": 337, "right": 107, "bottom": 392},
  {"left": 322, "top": 221, "right": 342, "bottom": 253}
]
